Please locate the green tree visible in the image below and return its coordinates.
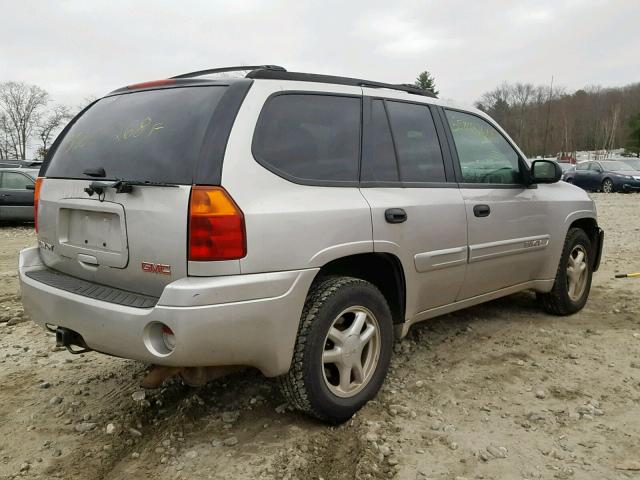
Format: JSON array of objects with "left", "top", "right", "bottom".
[
  {"left": 626, "top": 113, "right": 640, "bottom": 157},
  {"left": 414, "top": 71, "right": 439, "bottom": 96}
]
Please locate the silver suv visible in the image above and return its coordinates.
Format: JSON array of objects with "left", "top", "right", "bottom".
[{"left": 19, "top": 65, "right": 603, "bottom": 423}]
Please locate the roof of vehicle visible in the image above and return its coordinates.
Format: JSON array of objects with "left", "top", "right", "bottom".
[
  {"left": 107, "top": 65, "right": 483, "bottom": 120},
  {"left": 111, "top": 65, "right": 438, "bottom": 99}
]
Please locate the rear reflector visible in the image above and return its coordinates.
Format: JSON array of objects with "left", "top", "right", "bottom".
[
  {"left": 126, "top": 79, "right": 176, "bottom": 90},
  {"left": 188, "top": 186, "right": 246, "bottom": 261},
  {"left": 34, "top": 177, "right": 43, "bottom": 232}
]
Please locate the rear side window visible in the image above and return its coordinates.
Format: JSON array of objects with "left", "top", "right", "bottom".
[
  {"left": 386, "top": 101, "right": 446, "bottom": 183},
  {"left": 361, "top": 100, "right": 399, "bottom": 182},
  {"left": 45, "top": 86, "right": 227, "bottom": 184},
  {"left": 1, "top": 172, "right": 33, "bottom": 189},
  {"left": 445, "top": 109, "right": 521, "bottom": 184},
  {"left": 252, "top": 94, "right": 361, "bottom": 183}
]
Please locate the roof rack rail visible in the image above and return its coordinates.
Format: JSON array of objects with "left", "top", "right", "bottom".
[
  {"left": 246, "top": 70, "right": 437, "bottom": 98},
  {"left": 171, "top": 65, "right": 286, "bottom": 79}
]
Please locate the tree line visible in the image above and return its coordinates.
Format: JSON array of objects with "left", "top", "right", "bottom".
[
  {"left": 474, "top": 81, "right": 640, "bottom": 157},
  {"left": 415, "top": 71, "right": 640, "bottom": 158}
]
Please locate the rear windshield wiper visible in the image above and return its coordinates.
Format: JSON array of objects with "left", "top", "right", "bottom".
[{"left": 84, "top": 179, "right": 179, "bottom": 196}]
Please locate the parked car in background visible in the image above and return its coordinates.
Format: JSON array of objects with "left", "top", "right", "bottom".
[
  {"left": 0, "top": 168, "right": 38, "bottom": 221},
  {"left": 562, "top": 160, "right": 640, "bottom": 192},
  {"left": 621, "top": 158, "right": 640, "bottom": 171},
  {"left": 559, "top": 163, "right": 576, "bottom": 181},
  {"left": 0, "top": 159, "right": 43, "bottom": 169}
]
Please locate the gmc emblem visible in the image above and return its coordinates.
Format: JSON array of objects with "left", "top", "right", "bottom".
[{"left": 141, "top": 262, "right": 171, "bottom": 275}]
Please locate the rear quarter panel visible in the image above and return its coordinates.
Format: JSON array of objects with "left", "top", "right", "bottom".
[{"left": 220, "top": 80, "right": 373, "bottom": 275}]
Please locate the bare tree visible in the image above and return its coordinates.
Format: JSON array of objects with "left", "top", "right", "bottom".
[
  {"left": 0, "top": 113, "right": 14, "bottom": 159},
  {"left": 36, "top": 104, "right": 72, "bottom": 159},
  {"left": 0, "top": 81, "right": 49, "bottom": 159}
]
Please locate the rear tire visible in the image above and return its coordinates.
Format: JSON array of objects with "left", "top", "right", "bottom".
[
  {"left": 279, "top": 276, "right": 393, "bottom": 424},
  {"left": 601, "top": 178, "right": 614, "bottom": 193},
  {"left": 539, "top": 228, "right": 593, "bottom": 315}
]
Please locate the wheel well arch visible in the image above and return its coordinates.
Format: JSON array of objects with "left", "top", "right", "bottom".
[
  {"left": 569, "top": 217, "right": 599, "bottom": 248},
  {"left": 314, "top": 253, "right": 406, "bottom": 324}
]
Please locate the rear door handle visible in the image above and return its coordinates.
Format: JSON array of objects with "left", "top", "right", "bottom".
[
  {"left": 473, "top": 204, "right": 491, "bottom": 217},
  {"left": 385, "top": 208, "right": 407, "bottom": 224}
]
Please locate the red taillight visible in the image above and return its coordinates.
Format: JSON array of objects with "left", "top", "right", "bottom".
[
  {"left": 34, "top": 177, "right": 43, "bottom": 233},
  {"left": 126, "top": 79, "right": 176, "bottom": 90},
  {"left": 188, "top": 186, "right": 246, "bottom": 261}
]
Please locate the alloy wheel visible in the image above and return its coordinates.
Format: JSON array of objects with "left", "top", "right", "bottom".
[
  {"left": 566, "top": 245, "right": 588, "bottom": 301},
  {"left": 322, "top": 306, "right": 381, "bottom": 398}
]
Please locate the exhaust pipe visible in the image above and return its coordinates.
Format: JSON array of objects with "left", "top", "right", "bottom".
[{"left": 55, "top": 327, "right": 92, "bottom": 354}]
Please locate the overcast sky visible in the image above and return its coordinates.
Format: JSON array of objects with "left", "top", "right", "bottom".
[{"left": 1, "top": 0, "right": 638, "bottom": 109}]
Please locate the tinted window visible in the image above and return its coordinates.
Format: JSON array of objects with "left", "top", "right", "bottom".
[
  {"left": 386, "top": 101, "right": 446, "bottom": 183},
  {"left": 446, "top": 110, "right": 521, "bottom": 184},
  {"left": 46, "top": 86, "right": 227, "bottom": 184},
  {"left": 1, "top": 172, "right": 33, "bottom": 189},
  {"left": 361, "top": 100, "right": 399, "bottom": 182},
  {"left": 588, "top": 162, "right": 602, "bottom": 171},
  {"left": 253, "top": 94, "right": 361, "bottom": 182}
]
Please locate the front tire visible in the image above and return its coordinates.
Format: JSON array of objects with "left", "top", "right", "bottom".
[
  {"left": 539, "top": 228, "right": 593, "bottom": 315},
  {"left": 601, "top": 178, "right": 614, "bottom": 193},
  {"left": 279, "top": 276, "right": 393, "bottom": 423}
]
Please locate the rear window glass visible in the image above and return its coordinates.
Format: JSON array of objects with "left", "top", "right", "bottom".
[
  {"left": 252, "top": 94, "right": 361, "bottom": 183},
  {"left": 45, "top": 86, "right": 226, "bottom": 184}
]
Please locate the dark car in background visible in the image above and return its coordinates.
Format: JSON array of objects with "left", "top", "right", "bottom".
[
  {"left": 0, "top": 159, "right": 43, "bottom": 169},
  {"left": 0, "top": 168, "right": 38, "bottom": 221},
  {"left": 563, "top": 160, "right": 640, "bottom": 193}
]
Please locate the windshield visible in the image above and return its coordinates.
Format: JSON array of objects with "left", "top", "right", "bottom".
[
  {"left": 45, "top": 86, "right": 227, "bottom": 184},
  {"left": 622, "top": 159, "right": 640, "bottom": 170},
  {"left": 601, "top": 160, "right": 635, "bottom": 171}
]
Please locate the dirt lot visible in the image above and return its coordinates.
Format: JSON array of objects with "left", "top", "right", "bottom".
[{"left": 1, "top": 193, "right": 639, "bottom": 480}]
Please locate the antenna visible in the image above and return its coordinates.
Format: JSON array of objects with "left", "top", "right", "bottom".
[{"left": 542, "top": 75, "right": 554, "bottom": 157}]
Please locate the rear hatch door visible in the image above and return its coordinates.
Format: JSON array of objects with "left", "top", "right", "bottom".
[{"left": 38, "top": 82, "right": 245, "bottom": 297}]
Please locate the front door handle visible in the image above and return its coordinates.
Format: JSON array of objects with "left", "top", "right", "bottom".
[
  {"left": 385, "top": 208, "right": 407, "bottom": 224},
  {"left": 473, "top": 204, "right": 491, "bottom": 217}
]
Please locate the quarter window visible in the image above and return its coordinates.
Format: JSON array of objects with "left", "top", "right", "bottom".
[
  {"left": 445, "top": 110, "right": 521, "bottom": 184},
  {"left": 386, "top": 101, "right": 446, "bottom": 183},
  {"left": 1, "top": 172, "right": 33, "bottom": 189},
  {"left": 253, "top": 94, "right": 361, "bottom": 183}
]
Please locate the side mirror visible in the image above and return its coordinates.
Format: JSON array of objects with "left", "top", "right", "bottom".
[
  {"left": 26, "top": 184, "right": 35, "bottom": 190},
  {"left": 530, "top": 160, "right": 562, "bottom": 184}
]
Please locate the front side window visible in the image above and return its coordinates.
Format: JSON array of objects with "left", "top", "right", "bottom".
[
  {"left": 1, "top": 172, "right": 33, "bottom": 189},
  {"left": 386, "top": 101, "right": 446, "bottom": 183},
  {"left": 445, "top": 110, "right": 522, "bottom": 184},
  {"left": 253, "top": 94, "right": 361, "bottom": 183}
]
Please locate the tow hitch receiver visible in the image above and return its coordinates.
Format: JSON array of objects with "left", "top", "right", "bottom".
[{"left": 56, "top": 327, "right": 92, "bottom": 354}]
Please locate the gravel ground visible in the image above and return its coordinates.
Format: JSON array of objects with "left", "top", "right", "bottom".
[{"left": 0, "top": 193, "right": 639, "bottom": 480}]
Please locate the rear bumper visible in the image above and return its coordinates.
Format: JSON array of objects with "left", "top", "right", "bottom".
[{"left": 19, "top": 247, "right": 317, "bottom": 377}]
